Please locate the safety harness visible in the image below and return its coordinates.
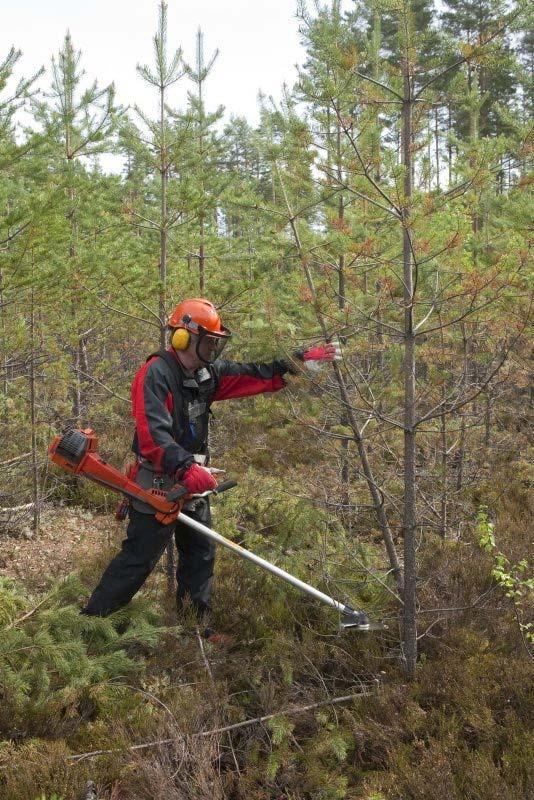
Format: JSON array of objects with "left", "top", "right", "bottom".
[{"left": 130, "top": 350, "right": 217, "bottom": 514}]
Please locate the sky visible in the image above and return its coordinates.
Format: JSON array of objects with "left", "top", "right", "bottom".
[{"left": 3, "top": 0, "right": 315, "bottom": 129}]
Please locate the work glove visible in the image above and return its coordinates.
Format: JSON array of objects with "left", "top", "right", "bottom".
[
  {"left": 179, "top": 462, "right": 218, "bottom": 494},
  {"left": 293, "top": 341, "right": 342, "bottom": 372}
]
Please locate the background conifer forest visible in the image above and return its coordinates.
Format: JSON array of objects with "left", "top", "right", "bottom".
[{"left": 0, "top": 1, "right": 532, "bottom": 798}]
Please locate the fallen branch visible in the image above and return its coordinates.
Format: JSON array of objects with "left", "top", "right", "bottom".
[
  {"left": 0, "top": 502, "right": 35, "bottom": 524},
  {"left": 67, "top": 689, "right": 374, "bottom": 763},
  {"left": 0, "top": 452, "right": 32, "bottom": 467}
]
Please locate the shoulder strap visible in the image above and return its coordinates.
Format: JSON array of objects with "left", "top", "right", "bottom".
[
  {"left": 154, "top": 349, "right": 183, "bottom": 386},
  {"left": 155, "top": 349, "right": 185, "bottom": 406},
  {"left": 131, "top": 350, "right": 183, "bottom": 456}
]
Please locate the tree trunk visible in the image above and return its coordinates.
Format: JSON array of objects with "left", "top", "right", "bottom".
[
  {"left": 469, "top": 63, "right": 481, "bottom": 258},
  {"left": 68, "top": 173, "right": 82, "bottom": 427},
  {"left": 447, "top": 105, "right": 453, "bottom": 185},
  {"left": 439, "top": 408, "right": 447, "bottom": 538},
  {"left": 29, "top": 252, "right": 40, "bottom": 535},
  {"left": 336, "top": 123, "right": 350, "bottom": 510},
  {"left": 199, "top": 218, "right": 205, "bottom": 294},
  {"left": 159, "top": 82, "right": 168, "bottom": 350},
  {"left": 484, "top": 393, "right": 492, "bottom": 448},
  {"left": 159, "top": 79, "right": 174, "bottom": 588},
  {"left": 0, "top": 264, "right": 8, "bottom": 427},
  {"left": 435, "top": 107, "right": 440, "bottom": 190},
  {"left": 198, "top": 62, "right": 206, "bottom": 294},
  {"left": 401, "top": 56, "right": 418, "bottom": 680},
  {"left": 456, "top": 412, "right": 466, "bottom": 491}
]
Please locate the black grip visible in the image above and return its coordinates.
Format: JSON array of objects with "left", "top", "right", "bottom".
[
  {"left": 166, "top": 484, "right": 189, "bottom": 503},
  {"left": 214, "top": 480, "right": 238, "bottom": 494}
]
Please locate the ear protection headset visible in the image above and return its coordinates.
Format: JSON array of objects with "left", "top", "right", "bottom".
[
  {"left": 171, "top": 327, "right": 191, "bottom": 350},
  {"left": 171, "top": 313, "right": 195, "bottom": 350}
]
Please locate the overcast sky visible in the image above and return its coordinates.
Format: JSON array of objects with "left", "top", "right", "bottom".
[{"left": 4, "top": 0, "right": 316, "bottom": 128}]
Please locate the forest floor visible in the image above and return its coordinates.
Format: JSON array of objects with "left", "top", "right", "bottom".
[{"left": 0, "top": 507, "right": 117, "bottom": 591}]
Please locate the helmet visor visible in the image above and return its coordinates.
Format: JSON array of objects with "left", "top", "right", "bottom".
[{"left": 195, "top": 327, "right": 230, "bottom": 364}]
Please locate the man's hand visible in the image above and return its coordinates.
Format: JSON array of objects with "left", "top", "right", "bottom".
[
  {"left": 294, "top": 341, "right": 342, "bottom": 372},
  {"left": 180, "top": 463, "right": 218, "bottom": 494}
]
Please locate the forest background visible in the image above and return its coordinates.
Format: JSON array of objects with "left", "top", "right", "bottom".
[{"left": 0, "top": 0, "right": 532, "bottom": 798}]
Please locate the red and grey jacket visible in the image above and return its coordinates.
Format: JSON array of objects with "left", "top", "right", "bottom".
[{"left": 130, "top": 348, "right": 289, "bottom": 476}]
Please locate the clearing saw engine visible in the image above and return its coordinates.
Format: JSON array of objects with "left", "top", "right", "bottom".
[
  {"left": 50, "top": 428, "right": 96, "bottom": 470},
  {"left": 49, "top": 428, "right": 187, "bottom": 524}
]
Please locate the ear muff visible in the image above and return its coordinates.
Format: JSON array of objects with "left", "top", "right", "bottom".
[{"left": 171, "top": 328, "right": 190, "bottom": 350}]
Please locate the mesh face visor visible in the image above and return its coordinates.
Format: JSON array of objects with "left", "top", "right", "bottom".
[{"left": 195, "top": 327, "right": 231, "bottom": 363}]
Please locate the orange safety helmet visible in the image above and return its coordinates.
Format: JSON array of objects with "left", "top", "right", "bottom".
[
  {"left": 168, "top": 298, "right": 231, "bottom": 362},
  {"left": 168, "top": 298, "right": 231, "bottom": 338}
]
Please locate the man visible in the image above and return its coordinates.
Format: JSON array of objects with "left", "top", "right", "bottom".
[{"left": 82, "top": 298, "right": 339, "bottom": 641}]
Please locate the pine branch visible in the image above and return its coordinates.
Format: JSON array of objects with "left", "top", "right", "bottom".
[
  {"left": 71, "top": 367, "right": 129, "bottom": 404},
  {"left": 4, "top": 592, "right": 53, "bottom": 631}
]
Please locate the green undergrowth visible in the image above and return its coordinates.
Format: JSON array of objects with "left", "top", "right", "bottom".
[
  {"left": 0, "top": 574, "right": 177, "bottom": 740},
  {"left": 2, "top": 603, "right": 531, "bottom": 799},
  {"left": 1, "top": 463, "right": 532, "bottom": 799}
]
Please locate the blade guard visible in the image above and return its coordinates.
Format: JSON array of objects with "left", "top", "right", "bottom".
[
  {"left": 49, "top": 428, "right": 184, "bottom": 524},
  {"left": 339, "top": 606, "right": 388, "bottom": 632}
]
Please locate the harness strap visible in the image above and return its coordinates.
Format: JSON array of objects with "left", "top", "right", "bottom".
[
  {"left": 151, "top": 350, "right": 215, "bottom": 453},
  {"left": 151, "top": 350, "right": 185, "bottom": 435}
]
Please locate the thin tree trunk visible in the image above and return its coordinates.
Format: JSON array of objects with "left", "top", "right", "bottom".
[
  {"left": 1, "top": 198, "right": 14, "bottom": 427},
  {"left": 195, "top": 28, "right": 208, "bottom": 294},
  {"left": 68, "top": 171, "right": 82, "bottom": 426},
  {"left": 159, "top": 82, "right": 168, "bottom": 350},
  {"left": 0, "top": 265, "right": 8, "bottom": 427},
  {"left": 371, "top": 17, "right": 384, "bottom": 375},
  {"left": 448, "top": 105, "right": 452, "bottom": 185},
  {"left": 427, "top": 113, "right": 432, "bottom": 192},
  {"left": 438, "top": 319, "right": 447, "bottom": 538},
  {"left": 435, "top": 107, "right": 440, "bottom": 190},
  {"left": 159, "top": 77, "right": 174, "bottom": 588},
  {"left": 29, "top": 250, "right": 40, "bottom": 535},
  {"left": 372, "top": 9, "right": 382, "bottom": 182},
  {"left": 484, "top": 393, "right": 492, "bottom": 448},
  {"left": 375, "top": 281, "right": 384, "bottom": 372},
  {"left": 469, "top": 62, "right": 481, "bottom": 260},
  {"left": 336, "top": 122, "right": 350, "bottom": 510},
  {"left": 63, "top": 78, "right": 82, "bottom": 426},
  {"left": 401, "top": 56, "right": 418, "bottom": 679},
  {"left": 456, "top": 412, "right": 466, "bottom": 491},
  {"left": 198, "top": 46, "right": 205, "bottom": 294},
  {"left": 439, "top": 409, "right": 447, "bottom": 538},
  {"left": 199, "top": 217, "right": 205, "bottom": 294},
  {"left": 65, "top": 117, "right": 85, "bottom": 427},
  {"left": 455, "top": 323, "right": 470, "bottom": 492}
]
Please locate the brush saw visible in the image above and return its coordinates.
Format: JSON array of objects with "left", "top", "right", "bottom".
[
  {"left": 49, "top": 428, "right": 380, "bottom": 632},
  {"left": 48, "top": 428, "right": 233, "bottom": 525}
]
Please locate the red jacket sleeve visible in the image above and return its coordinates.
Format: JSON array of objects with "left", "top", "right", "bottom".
[{"left": 212, "top": 358, "right": 288, "bottom": 402}]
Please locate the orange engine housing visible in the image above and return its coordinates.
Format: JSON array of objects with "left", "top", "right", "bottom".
[{"left": 48, "top": 428, "right": 185, "bottom": 524}]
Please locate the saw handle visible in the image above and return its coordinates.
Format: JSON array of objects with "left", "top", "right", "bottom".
[
  {"left": 166, "top": 479, "right": 237, "bottom": 504},
  {"left": 166, "top": 484, "right": 189, "bottom": 503},
  {"left": 214, "top": 480, "right": 238, "bottom": 494}
]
